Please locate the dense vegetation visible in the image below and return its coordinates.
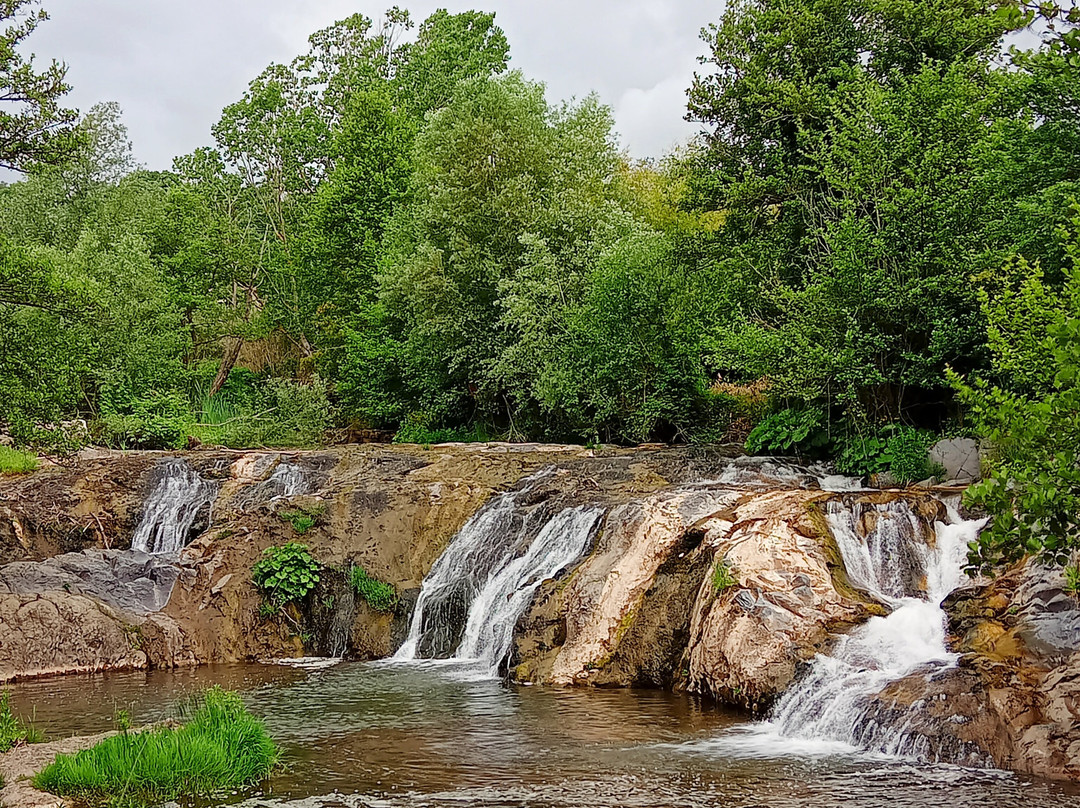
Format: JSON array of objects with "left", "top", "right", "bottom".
[
  {"left": 34, "top": 687, "right": 277, "bottom": 805},
  {"left": 1, "top": 1, "right": 1079, "bottom": 564}
]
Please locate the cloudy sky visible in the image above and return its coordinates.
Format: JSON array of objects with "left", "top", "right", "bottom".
[{"left": 26, "top": 1, "right": 721, "bottom": 170}]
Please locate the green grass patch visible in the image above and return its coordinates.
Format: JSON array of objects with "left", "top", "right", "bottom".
[
  {"left": 349, "top": 565, "right": 398, "bottom": 613},
  {"left": 33, "top": 687, "right": 278, "bottom": 806},
  {"left": 278, "top": 504, "right": 325, "bottom": 535},
  {"left": 0, "top": 446, "right": 38, "bottom": 476},
  {"left": 0, "top": 689, "right": 45, "bottom": 751}
]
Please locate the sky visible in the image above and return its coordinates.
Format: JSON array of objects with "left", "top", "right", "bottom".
[{"left": 25, "top": 1, "right": 722, "bottom": 170}]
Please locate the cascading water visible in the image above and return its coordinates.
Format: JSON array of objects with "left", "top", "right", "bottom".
[
  {"left": 395, "top": 468, "right": 602, "bottom": 676},
  {"left": 131, "top": 459, "right": 219, "bottom": 556},
  {"left": 263, "top": 462, "right": 312, "bottom": 499},
  {"left": 769, "top": 498, "right": 987, "bottom": 759}
]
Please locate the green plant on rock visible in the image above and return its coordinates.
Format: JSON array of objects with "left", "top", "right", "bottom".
[
  {"left": 252, "top": 543, "right": 321, "bottom": 608},
  {"left": 1066, "top": 565, "right": 1080, "bottom": 598},
  {"left": 33, "top": 687, "right": 278, "bottom": 805},
  {"left": 710, "top": 558, "right": 738, "bottom": 594},
  {"left": 349, "top": 565, "right": 398, "bottom": 613},
  {"left": 278, "top": 504, "right": 325, "bottom": 535}
]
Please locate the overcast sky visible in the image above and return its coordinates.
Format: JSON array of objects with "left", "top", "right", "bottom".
[{"left": 26, "top": 1, "right": 721, "bottom": 170}]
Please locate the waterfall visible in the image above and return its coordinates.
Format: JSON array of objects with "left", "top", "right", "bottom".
[
  {"left": 131, "top": 459, "right": 219, "bottom": 556},
  {"left": 263, "top": 462, "right": 312, "bottom": 499},
  {"left": 395, "top": 468, "right": 602, "bottom": 676},
  {"left": 769, "top": 498, "right": 986, "bottom": 759}
]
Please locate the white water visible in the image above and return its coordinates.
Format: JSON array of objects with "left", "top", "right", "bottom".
[
  {"left": 395, "top": 468, "right": 602, "bottom": 677},
  {"left": 767, "top": 499, "right": 987, "bottom": 758},
  {"left": 131, "top": 459, "right": 219, "bottom": 555},
  {"left": 265, "top": 462, "right": 312, "bottom": 499}
]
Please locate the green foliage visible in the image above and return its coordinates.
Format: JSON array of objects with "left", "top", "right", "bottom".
[
  {"left": 745, "top": 408, "right": 827, "bottom": 455},
  {"left": 954, "top": 211, "right": 1080, "bottom": 570},
  {"left": 349, "top": 566, "right": 399, "bottom": 613},
  {"left": 710, "top": 559, "right": 738, "bottom": 594},
  {"left": 0, "top": 689, "right": 44, "bottom": 752},
  {"left": 392, "top": 413, "right": 492, "bottom": 445},
  {"left": 94, "top": 391, "right": 191, "bottom": 450},
  {"left": 835, "top": 425, "right": 938, "bottom": 483},
  {"left": 277, "top": 505, "right": 324, "bottom": 535},
  {"left": 0, "top": 446, "right": 38, "bottom": 475},
  {"left": 1065, "top": 565, "right": 1080, "bottom": 597},
  {"left": 33, "top": 687, "right": 278, "bottom": 805},
  {"left": 251, "top": 543, "right": 321, "bottom": 606}
]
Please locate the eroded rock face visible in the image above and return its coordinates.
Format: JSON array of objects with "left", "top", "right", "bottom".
[{"left": 514, "top": 488, "right": 893, "bottom": 712}]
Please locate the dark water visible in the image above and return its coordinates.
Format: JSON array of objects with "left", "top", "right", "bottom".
[{"left": 9, "top": 662, "right": 1079, "bottom": 808}]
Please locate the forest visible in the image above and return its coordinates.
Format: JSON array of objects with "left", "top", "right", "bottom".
[{"left": 0, "top": 0, "right": 1078, "bottom": 568}]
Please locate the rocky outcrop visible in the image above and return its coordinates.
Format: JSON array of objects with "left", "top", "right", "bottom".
[
  {"left": 514, "top": 488, "right": 896, "bottom": 711},
  {"left": 0, "top": 730, "right": 115, "bottom": 808}
]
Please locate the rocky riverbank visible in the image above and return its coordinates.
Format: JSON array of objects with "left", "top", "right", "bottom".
[{"left": 0, "top": 444, "right": 1077, "bottom": 780}]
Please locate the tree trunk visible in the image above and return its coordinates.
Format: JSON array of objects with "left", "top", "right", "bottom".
[{"left": 209, "top": 337, "right": 244, "bottom": 397}]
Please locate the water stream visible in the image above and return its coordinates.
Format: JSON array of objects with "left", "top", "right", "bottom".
[
  {"left": 130, "top": 458, "right": 219, "bottom": 555},
  {"left": 767, "top": 498, "right": 988, "bottom": 758},
  {"left": 395, "top": 468, "right": 601, "bottom": 676}
]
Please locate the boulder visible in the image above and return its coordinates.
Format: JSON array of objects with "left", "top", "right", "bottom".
[{"left": 928, "top": 438, "right": 982, "bottom": 483}]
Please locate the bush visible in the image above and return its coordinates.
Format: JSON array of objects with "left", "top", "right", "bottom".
[
  {"left": 33, "top": 687, "right": 278, "bottom": 805},
  {"left": 744, "top": 407, "right": 828, "bottom": 455},
  {"left": 251, "top": 543, "right": 321, "bottom": 607},
  {"left": 836, "top": 424, "right": 938, "bottom": 483},
  {"left": 349, "top": 566, "right": 398, "bottom": 613},
  {"left": 0, "top": 689, "right": 44, "bottom": 751},
  {"left": 94, "top": 390, "right": 192, "bottom": 450},
  {"left": 0, "top": 446, "right": 38, "bottom": 476},
  {"left": 392, "top": 412, "right": 492, "bottom": 445},
  {"left": 223, "top": 377, "right": 336, "bottom": 449}
]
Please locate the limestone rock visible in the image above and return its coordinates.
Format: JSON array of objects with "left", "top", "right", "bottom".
[{"left": 928, "top": 437, "right": 982, "bottom": 483}]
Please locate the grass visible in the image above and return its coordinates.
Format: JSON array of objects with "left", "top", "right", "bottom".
[
  {"left": 349, "top": 565, "right": 399, "bottom": 613},
  {"left": 0, "top": 689, "right": 45, "bottom": 751},
  {"left": 278, "top": 505, "right": 325, "bottom": 535},
  {"left": 33, "top": 687, "right": 278, "bottom": 806},
  {"left": 0, "top": 446, "right": 38, "bottom": 476},
  {"left": 1066, "top": 564, "right": 1080, "bottom": 597},
  {"left": 710, "top": 558, "right": 739, "bottom": 594}
]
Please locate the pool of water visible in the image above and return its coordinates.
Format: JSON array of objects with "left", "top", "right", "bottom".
[{"left": 9, "top": 662, "right": 1079, "bottom": 808}]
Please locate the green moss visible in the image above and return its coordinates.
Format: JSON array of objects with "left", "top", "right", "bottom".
[
  {"left": 33, "top": 687, "right": 278, "bottom": 806},
  {"left": 349, "top": 566, "right": 398, "bottom": 613}
]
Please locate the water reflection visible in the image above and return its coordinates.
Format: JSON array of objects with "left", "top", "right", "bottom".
[{"left": 8, "top": 662, "right": 1079, "bottom": 808}]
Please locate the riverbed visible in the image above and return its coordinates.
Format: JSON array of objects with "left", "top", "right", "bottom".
[{"left": 9, "top": 662, "right": 1079, "bottom": 808}]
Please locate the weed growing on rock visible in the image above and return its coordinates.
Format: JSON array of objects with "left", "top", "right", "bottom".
[
  {"left": 349, "top": 566, "right": 398, "bottom": 613},
  {"left": 278, "top": 504, "right": 325, "bottom": 535},
  {"left": 252, "top": 543, "right": 321, "bottom": 607},
  {"left": 34, "top": 687, "right": 278, "bottom": 805},
  {"left": 711, "top": 559, "right": 738, "bottom": 594},
  {"left": 1066, "top": 565, "right": 1080, "bottom": 597}
]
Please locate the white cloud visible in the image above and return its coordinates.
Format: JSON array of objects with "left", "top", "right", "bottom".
[{"left": 24, "top": 1, "right": 722, "bottom": 167}]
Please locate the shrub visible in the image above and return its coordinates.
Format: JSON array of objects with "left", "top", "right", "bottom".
[
  {"left": 392, "top": 412, "right": 492, "bottom": 445},
  {"left": 744, "top": 407, "right": 828, "bottom": 456},
  {"left": 836, "top": 424, "right": 938, "bottom": 483},
  {"left": 349, "top": 566, "right": 398, "bottom": 613},
  {"left": 94, "top": 391, "right": 192, "bottom": 450},
  {"left": 0, "top": 446, "right": 38, "bottom": 476},
  {"left": 224, "top": 377, "right": 336, "bottom": 449},
  {"left": 0, "top": 690, "right": 44, "bottom": 751},
  {"left": 710, "top": 559, "right": 738, "bottom": 594},
  {"left": 252, "top": 543, "right": 321, "bottom": 607},
  {"left": 33, "top": 687, "right": 278, "bottom": 805}
]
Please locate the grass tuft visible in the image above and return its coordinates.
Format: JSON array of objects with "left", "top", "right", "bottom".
[
  {"left": 33, "top": 687, "right": 278, "bottom": 806},
  {"left": 0, "top": 689, "right": 45, "bottom": 751},
  {"left": 349, "top": 565, "right": 399, "bottom": 613},
  {"left": 0, "top": 446, "right": 38, "bottom": 476},
  {"left": 710, "top": 558, "right": 738, "bottom": 594}
]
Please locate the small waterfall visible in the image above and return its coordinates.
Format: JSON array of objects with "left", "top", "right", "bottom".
[
  {"left": 770, "top": 498, "right": 986, "bottom": 759},
  {"left": 263, "top": 462, "right": 312, "bottom": 499},
  {"left": 131, "top": 459, "right": 219, "bottom": 555},
  {"left": 395, "top": 468, "right": 602, "bottom": 676}
]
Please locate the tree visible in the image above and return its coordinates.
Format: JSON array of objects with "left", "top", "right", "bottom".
[{"left": 0, "top": 0, "right": 77, "bottom": 171}]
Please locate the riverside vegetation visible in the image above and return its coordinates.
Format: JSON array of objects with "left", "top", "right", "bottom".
[
  {"left": 32, "top": 687, "right": 278, "bottom": 806},
  {"left": 0, "top": 0, "right": 1078, "bottom": 573}
]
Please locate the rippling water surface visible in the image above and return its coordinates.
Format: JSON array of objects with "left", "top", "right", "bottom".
[{"left": 10, "top": 662, "right": 1079, "bottom": 808}]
